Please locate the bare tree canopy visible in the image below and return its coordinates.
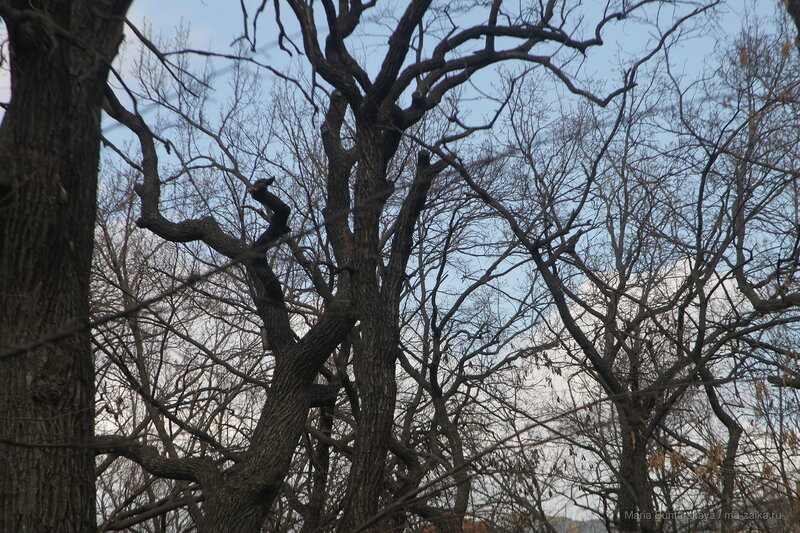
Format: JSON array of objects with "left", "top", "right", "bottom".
[{"left": 2, "top": 1, "right": 800, "bottom": 532}]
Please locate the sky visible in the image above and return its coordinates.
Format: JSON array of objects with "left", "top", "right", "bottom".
[{"left": 0, "top": 0, "right": 772, "bottom": 123}]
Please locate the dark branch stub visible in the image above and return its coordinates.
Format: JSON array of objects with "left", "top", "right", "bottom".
[{"left": 249, "top": 177, "right": 291, "bottom": 245}]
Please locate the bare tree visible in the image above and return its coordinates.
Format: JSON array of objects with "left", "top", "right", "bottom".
[
  {"left": 90, "top": 1, "right": 735, "bottom": 530},
  {"left": 0, "top": 1, "right": 742, "bottom": 531},
  {"left": 454, "top": 10, "right": 800, "bottom": 532}
]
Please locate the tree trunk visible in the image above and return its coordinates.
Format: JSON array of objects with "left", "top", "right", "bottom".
[
  {"left": 701, "top": 369, "right": 742, "bottom": 533},
  {"left": 616, "top": 416, "right": 657, "bottom": 533},
  {"left": 200, "top": 303, "right": 354, "bottom": 532},
  {"left": 0, "top": 2, "right": 129, "bottom": 531},
  {"left": 336, "top": 124, "right": 402, "bottom": 532},
  {"left": 337, "top": 316, "right": 399, "bottom": 532},
  {"left": 300, "top": 403, "right": 334, "bottom": 533},
  {"left": 200, "top": 364, "right": 318, "bottom": 532}
]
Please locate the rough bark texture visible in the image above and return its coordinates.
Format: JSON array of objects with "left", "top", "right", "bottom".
[
  {"left": 338, "top": 322, "right": 400, "bottom": 532},
  {"left": 336, "top": 133, "right": 442, "bottom": 532},
  {"left": 0, "top": 1, "right": 130, "bottom": 531},
  {"left": 335, "top": 125, "right": 398, "bottom": 533},
  {"left": 616, "top": 414, "right": 656, "bottom": 533},
  {"left": 200, "top": 303, "right": 355, "bottom": 532}
]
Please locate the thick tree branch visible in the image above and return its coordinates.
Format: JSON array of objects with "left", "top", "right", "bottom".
[
  {"left": 104, "top": 87, "right": 299, "bottom": 354},
  {"left": 321, "top": 90, "right": 356, "bottom": 268},
  {"left": 384, "top": 149, "right": 446, "bottom": 298},
  {"left": 767, "top": 375, "right": 800, "bottom": 389},
  {"left": 95, "top": 436, "right": 220, "bottom": 485},
  {"left": 284, "top": 0, "right": 363, "bottom": 104}
]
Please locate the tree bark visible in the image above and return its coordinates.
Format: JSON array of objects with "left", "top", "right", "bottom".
[
  {"left": 616, "top": 413, "right": 657, "bottom": 533},
  {"left": 338, "top": 319, "right": 400, "bottom": 532},
  {"left": 701, "top": 368, "right": 741, "bottom": 533},
  {"left": 0, "top": 2, "right": 130, "bottom": 531},
  {"left": 336, "top": 134, "right": 441, "bottom": 532}
]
